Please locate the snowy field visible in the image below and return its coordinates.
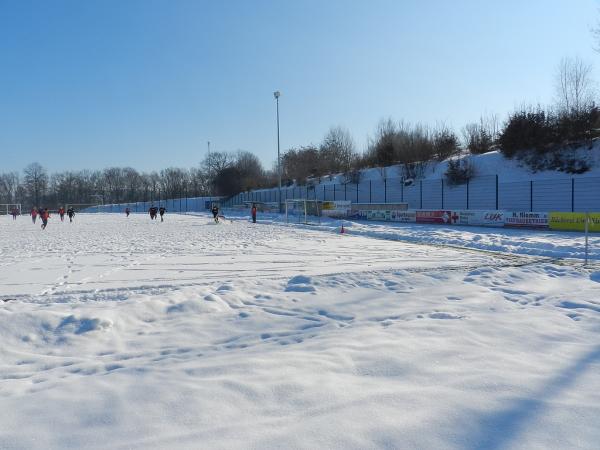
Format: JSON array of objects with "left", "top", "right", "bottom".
[{"left": 1, "top": 213, "right": 600, "bottom": 449}]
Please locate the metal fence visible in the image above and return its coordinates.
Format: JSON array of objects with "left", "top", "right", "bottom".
[
  {"left": 223, "top": 175, "right": 600, "bottom": 212},
  {"left": 85, "top": 196, "right": 220, "bottom": 214}
]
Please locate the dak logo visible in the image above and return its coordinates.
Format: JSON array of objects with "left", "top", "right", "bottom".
[{"left": 484, "top": 213, "right": 503, "bottom": 221}]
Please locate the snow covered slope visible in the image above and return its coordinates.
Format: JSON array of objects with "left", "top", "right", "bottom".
[
  {"left": 1, "top": 214, "right": 599, "bottom": 449},
  {"left": 324, "top": 142, "right": 600, "bottom": 184}
]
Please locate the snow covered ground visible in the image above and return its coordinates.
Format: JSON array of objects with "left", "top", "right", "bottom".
[{"left": 1, "top": 213, "right": 600, "bottom": 449}]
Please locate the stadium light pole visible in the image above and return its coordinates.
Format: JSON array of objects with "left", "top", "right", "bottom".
[
  {"left": 207, "top": 141, "right": 211, "bottom": 197},
  {"left": 274, "top": 90, "right": 282, "bottom": 212}
]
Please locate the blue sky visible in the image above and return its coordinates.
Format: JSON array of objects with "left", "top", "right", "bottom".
[{"left": 1, "top": 0, "right": 598, "bottom": 173}]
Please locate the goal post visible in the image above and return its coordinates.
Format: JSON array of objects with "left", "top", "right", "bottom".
[
  {"left": 285, "top": 199, "right": 321, "bottom": 225},
  {"left": 0, "top": 204, "right": 22, "bottom": 215}
]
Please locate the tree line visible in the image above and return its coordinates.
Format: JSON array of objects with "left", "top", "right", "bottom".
[
  {"left": 0, "top": 151, "right": 270, "bottom": 210},
  {"left": 2, "top": 55, "right": 598, "bottom": 208}
]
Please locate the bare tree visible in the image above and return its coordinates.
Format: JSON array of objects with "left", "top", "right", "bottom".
[
  {"left": 123, "top": 168, "right": 142, "bottom": 202},
  {"left": 462, "top": 114, "right": 498, "bottom": 155},
  {"left": 23, "top": 163, "right": 48, "bottom": 207},
  {"left": 282, "top": 146, "right": 321, "bottom": 183},
  {"left": 234, "top": 151, "right": 265, "bottom": 190},
  {"left": 0, "top": 172, "right": 21, "bottom": 204},
  {"left": 432, "top": 124, "right": 460, "bottom": 161},
  {"left": 202, "top": 152, "right": 232, "bottom": 177},
  {"left": 555, "top": 56, "right": 595, "bottom": 113},
  {"left": 319, "top": 126, "right": 356, "bottom": 174},
  {"left": 188, "top": 167, "right": 209, "bottom": 197},
  {"left": 102, "top": 167, "right": 127, "bottom": 203}
]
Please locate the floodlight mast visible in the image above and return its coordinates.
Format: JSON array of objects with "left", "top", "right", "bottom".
[{"left": 274, "top": 90, "right": 282, "bottom": 213}]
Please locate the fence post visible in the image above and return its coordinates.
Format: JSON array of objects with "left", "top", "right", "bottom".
[
  {"left": 333, "top": 184, "right": 336, "bottom": 201},
  {"left": 323, "top": 185, "right": 325, "bottom": 201},
  {"left": 356, "top": 182, "right": 359, "bottom": 203},
  {"left": 571, "top": 178, "right": 575, "bottom": 212},
  {"left": 369, "top": 180, "right": 372, "bottom": 203},
  {"left": 495, "top": 175, "right": 499, "bottom": 210},
  {"left": 585, "top": 212, "right": 589, "bottom": 266},
  {"left": 441, "top": 179, "right": 444, "bottom": 209},
  {"left": 530, "top": 180, "right": 533, "bottom": 212},
  {"left": 344, "top": 183, "right": 347, "bottom": 201},
  {"left": 401, "top": 180, "right": 404, "bottom": 203},
  {"left": 420, "top": 180, "right": 423, "bottom": 209},
  {"left": 384, "top": 179, "right": 387, "bottom": 203},
  {"left": 466, "top": 180, "right": 469, "bottom": 210}
]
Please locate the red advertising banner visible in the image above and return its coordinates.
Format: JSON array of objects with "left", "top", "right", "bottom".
[{"left": 416, "top": 210, "right": 457, "bottom": 224}]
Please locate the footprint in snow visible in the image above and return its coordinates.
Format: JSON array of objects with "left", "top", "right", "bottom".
[
  {"left": 428, "top": 312, "right": 463, "bottom": 320},
  {"left": 285, "top": 275, "right": 316, "bottom": 293}
]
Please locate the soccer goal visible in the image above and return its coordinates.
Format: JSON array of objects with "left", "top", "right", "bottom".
[
  {"left": 285, "top": 199, "right": 321, "bottom": 225},
  {"left": 0, "top": 204, "right": 21, "bottom": 215}
]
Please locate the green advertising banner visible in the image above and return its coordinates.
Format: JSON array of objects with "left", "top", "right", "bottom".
[{"left": 548, "top": 212, "right": 600, "bottom": 232}]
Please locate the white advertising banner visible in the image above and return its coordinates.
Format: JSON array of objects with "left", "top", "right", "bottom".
[
  {"left": 455, "top": 210, "right": 506, "bottom": 227},
  {"left": 504, "top": 211, "right": 549, "bottom": 228}
]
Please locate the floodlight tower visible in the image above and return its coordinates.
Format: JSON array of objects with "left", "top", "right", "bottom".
[{"left": 274, "top": 90, "right": 282, "bottom": 212}]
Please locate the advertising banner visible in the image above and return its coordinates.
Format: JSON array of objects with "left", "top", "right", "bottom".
[
  {"left": 416, "top": 210, "right": 455, "bottom": 224},
  {"left": 549, "top": 212, "right": 600, "bottom": 232},
  {"left": 391, "top": 210, "right": 416, "bottom": 222},
  {"left": 504, "top": 211, "right": 548, "bottom": 228},
  {"left": 321, "top": 201, "right": 352, "bottom": 218},
  {"left": 366, "top": 210, "right": 391, "bottom": 221},
  {"left": 455, "top": 210, "right": 506, "bottom": 227}
]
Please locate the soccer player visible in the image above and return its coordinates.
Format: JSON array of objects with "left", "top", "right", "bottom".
[
  {"left": 67, "top": 207, "right": 75, "bottom": 223},
  {"left": 251, "top": 203, "right": 257, "bottom": 223},
  {"left": 41, "top": 208, "right": 50, "bottom": 230},
  {"left": 125, "top": 207, "right": 130, "bottom": 217},
  {"left": 31, "top": 208, "right": 38, "bottom": 224},
  {"left": 211, "top": 205, "right": 219, "bottom": 223},
  {"left": 58, "top": 206, "right": 65, "bottom": 222},
  {"left": 159, "top": 206, "right": 166, "bottom": 222},
  {"left": 11, "top": 207, "right": 18, "bottom": 220}
]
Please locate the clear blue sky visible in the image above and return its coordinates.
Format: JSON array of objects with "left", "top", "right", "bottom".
[{"left": 1, "top": 0, "right": 598, "bottom": 173}]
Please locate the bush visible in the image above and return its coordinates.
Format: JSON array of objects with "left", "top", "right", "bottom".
[
  {"left": 555, "top": 106, "right": 600, "bottom": 146},
  {"left": 499, "top": 105, "right": 600, "bottom": 158},
  {"left": 433, "top": 128, "right": 460, "bottom": 160},
  {"left": 463, "top": 123, "right": 494, "bottom": 155},
  {"left": 498, "top": 107, "right": 553, "bottom": 157},
  {"left": 444, "top": 159, "right": 474, "bottom": 185}
]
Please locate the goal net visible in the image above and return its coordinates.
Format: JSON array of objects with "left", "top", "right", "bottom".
[
  {"left": 285, "top": 199, "right": 321, "bottom": 225},
  {"left": 0, "top": 204, "right": 22, "bottom": 215}
]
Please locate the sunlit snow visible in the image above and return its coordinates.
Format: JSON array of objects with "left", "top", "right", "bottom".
[{"left": 1, "top": 213, "right": 599, "bottom": 449}]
